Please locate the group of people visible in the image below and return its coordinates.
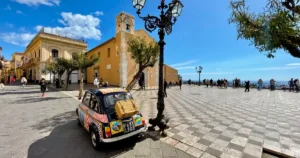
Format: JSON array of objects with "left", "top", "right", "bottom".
[
  {"left": 286, "top": 78, "right": 300, "bottom": 92},
  {"left": 93, "top": 77, "right": 109, "bottom": 88}
]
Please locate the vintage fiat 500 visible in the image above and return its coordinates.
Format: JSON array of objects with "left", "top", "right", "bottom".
[{"left": 76, "top": 88, "right": 147, "bottom": 149}]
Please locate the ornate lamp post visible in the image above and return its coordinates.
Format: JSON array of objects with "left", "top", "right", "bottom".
[
  {"left": 132, "top": 0, "right": 183, "bottom": 136},
  {"left": 195, "top": 66, "right": 203, "bottom": 86}
]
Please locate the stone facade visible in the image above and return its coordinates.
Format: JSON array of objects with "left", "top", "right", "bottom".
[
  {"left": 21, "top": 29, "right": 87, "bottom": 83},
  {"left": 86, "top": 12, "right": 159, "bottom": 89}
]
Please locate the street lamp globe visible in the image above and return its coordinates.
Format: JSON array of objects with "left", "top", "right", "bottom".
[
  {"left": 132, "top": 0, "right": 146, "bottom": 11},
  {"left": 199, "top": 66, "right": 203, "bottom": 72},
  {"left": 170, "top": 0, "right": 184, "bottom": 17}
]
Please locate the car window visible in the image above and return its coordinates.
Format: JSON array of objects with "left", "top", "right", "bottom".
[
  {"left": 90, "top": 94, "right": 100, "bottom": 112},
  {"left": 83, "top": 92, "right": 91, "bottom": 106},
  {"left": 104, "top": 93, "right": 133, "bottom": 108}
]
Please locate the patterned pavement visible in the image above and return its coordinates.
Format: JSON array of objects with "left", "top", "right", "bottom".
[
  {"left": 130, "top": 85, "right": 300, "bottom": 158},
  {"left": 0, "top": 85, "right": 193, "bottom": 158}
]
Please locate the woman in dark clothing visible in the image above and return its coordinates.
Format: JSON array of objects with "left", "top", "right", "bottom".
[
  {"left": 179, "top": 79, "right": 182, "bottom": 90},
  {"left": 40, "top": 78, "right": 47, "bottom": 97},
  {"left": 245, "top": 80, "right": 250, "bottom": 92},
  {"left": 164, "top": 79, "right": 168, "bottom": 98}
]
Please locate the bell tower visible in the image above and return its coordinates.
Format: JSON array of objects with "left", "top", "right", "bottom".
[{"left": 116, "top": 12, "right": 135, "bottom": 34}]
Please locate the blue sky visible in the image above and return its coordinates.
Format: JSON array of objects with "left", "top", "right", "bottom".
[{"left": 0, "top": 0, "right": 300, "bottom": 81}]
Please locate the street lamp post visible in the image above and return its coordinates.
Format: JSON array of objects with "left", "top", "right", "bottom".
[
  {"left": 132, "top": 0, "right": 183, "bottom": 136},
  {"left": 195, "top": 66, "right": 203, "bottom": 86}
]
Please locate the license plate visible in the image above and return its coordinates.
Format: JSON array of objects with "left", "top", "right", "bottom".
[{"left": 123, "top": 121, "right": 135, "bottom": 133}]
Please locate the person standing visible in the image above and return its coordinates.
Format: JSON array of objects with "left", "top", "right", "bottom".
[
  {"left": 245, "top": 80, "right": 250, "bottom": 92},
  {"left": 295, "top": 79, "right": 299, "bottom": 92},
  {"left": 164, "top": 79, "right": 168, "bottom": 98},
  {"left": 206, "top": 79, "right": 209, "bottom": 88},
  {"left": 179, "top": 79, "right": 182, "bottom": 90},
  {"left": 289, "top": 78, "right": 294, "bottom": 92},
  {"left": 39, "top": 78, "right": 47, "bottom": 97},
  {"left": 258, "top": 79, "right": 263, "bottom": 91},
  {"left": 210, "top": 79, "right": 213, "bottom": 88},
  {"left": 21, "top": 76, "right": 27, "bottom": 89},
  {"left": 94, "top": 77, "right": 99, "bottom": 88},
  {"left": 0, "top": 82, "right": 5, "bottom": 91},
  {"left": 270, "top": 79, "right": 276, "bottom": 91}
]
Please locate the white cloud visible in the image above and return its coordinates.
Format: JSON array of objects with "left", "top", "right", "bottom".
[
  {"left": 286, "top": 63, "right": 300, "bottom": 66},
  {"left": 174, "top": 66, "right": 195, "bottom": 70},
  {"left": 16, "top": 10, "right": 24, "bottom": 14},
  {"left": 6, "top": 23, "right": 14, "bottom": 28},
  {"left": 19, "top": 27, "right": 27, "bottom": 32},
  {"left": 170, "top": 60, "right": 197, "bottom": 67},
  {"left": 36, "top": 12, "right": 102, "bottom": 40},
  {"left": 4, "top": 5, "right": 12, "bottom": 10},
  {"left": 93, "top": 11, "right": 104, "bottom": 16},
  {"left": 0, "top": 12, "right": 102, "bottom": 46},
  {"left": 13, "top": 0, "right": 60, "bottom": 6},
  {"left": 0, "top": 32, "right": 35, "bottom": 46}
]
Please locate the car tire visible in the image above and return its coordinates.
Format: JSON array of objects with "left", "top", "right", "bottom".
[{"left": 90, "top": 126, "right": 101, "bottom": 150}]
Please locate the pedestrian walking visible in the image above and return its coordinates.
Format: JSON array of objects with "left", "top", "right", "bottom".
[
  {"left": 21, "top": 76, "right": 27, "bottom": 89},
  {"left": 206, "top": 79, "right": 209, "bottom": 88},
  {"left": 94, "top": 77, "right": 99, "bottom": 88},
  {"left": 270, "top": 79, "right": 276, "bottom": 91},
  {"left": 210, "top": 79, "right": 213, "bottom": 88},
  {"left": 258, "top": 79, "right": 263, "bottom": 91},
  {"left": 179, "top": 79, "right": 182, "bottom": 90},
  {"left": 294, "top": 79, "right": 299, "bottom": 92},
  {"left": 39, "top": 78, "right": 47, "bottom": 97},
  {"left": 289, "top": 78, "right": 294, "bottom": 92},
  {"left": 0, "top": 82, "right": 5, "bottom": 91},
  {"left": 245, "top": 80, "right": 250, "bottom": 92},
  {"left": 164, "top": 79, "right": 168, "bottom": 98}
]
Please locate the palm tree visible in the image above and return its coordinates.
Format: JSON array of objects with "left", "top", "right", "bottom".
[{"left": 126, "top": 36, "right": 159, "bottom": 92}]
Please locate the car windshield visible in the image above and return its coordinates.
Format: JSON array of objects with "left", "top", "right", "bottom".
[{"left": 104, "top": 93, "right": 133, "bottom": 108}]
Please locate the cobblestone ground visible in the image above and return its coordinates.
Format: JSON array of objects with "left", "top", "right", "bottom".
[
  {"left": 130, "top": 85, "right": 300, "bottom": 158},
  {"left": 0, "top": 85, "right": 193, "bottom": 158},
  {"left": 55, "top": 84, "right": 300, "bottom": 158}
]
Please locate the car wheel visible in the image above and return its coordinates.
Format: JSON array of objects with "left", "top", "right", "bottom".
[{"left": 90, "top": 127, "right": 101, "bottom": 150}]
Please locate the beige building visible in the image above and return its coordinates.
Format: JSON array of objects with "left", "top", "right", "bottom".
[
  {"left": 10, "top": 52, "right": 24, "bottom": 80},
  {"left": 164, "top": 64, "right": 179, "bottom": 83},
  {"left": 0, "top": 60, "right": 12, "bottom": 84},
  {"left": 87, "top": 12, "right": 159, "bottom": 89},
  {"left": 21, "top": 29, "right": 87, "bottom": 83}
]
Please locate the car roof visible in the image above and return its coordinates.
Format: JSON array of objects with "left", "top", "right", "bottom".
[{"left": 88, "top": 88, "right": 128, "bottom": 96}]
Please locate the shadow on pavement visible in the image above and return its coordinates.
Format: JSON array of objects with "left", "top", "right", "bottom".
[
  {"left": 28, "top": 111, "right": 147, "bottom": 158},
  {"left": 10, "top": 96, "right": 72, "bottom": 104}
]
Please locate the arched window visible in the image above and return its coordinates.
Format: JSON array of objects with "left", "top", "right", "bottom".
[
  {"left": 52, "top": 49, "right": 58, "bottom": 58},
  {"left": 125, "top": 20, "right": 131, "bottom": 32}
]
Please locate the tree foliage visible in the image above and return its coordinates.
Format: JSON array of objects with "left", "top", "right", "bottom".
[
  {"left": 127, "top": 37, "right": 160, "bottom": 69},
  {"left": 126, "top": 36, "right": 159, "bottom": 92},
  {"left": 75, "top": 52, "right": 99, "bottom": 100},
  {"left": 229, "top": 0, "right": 300, "bottom": 58}
]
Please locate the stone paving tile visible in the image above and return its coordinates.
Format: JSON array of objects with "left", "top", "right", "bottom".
[{"left": 41, "top": 84, "right": 300, "bottom": 158}]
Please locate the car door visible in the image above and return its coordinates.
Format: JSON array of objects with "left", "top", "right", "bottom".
[{"left": 79, "top": 92, "right": 91, "bottom": 131}]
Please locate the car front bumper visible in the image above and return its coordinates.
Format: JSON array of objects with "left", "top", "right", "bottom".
[{"left": 101, "top": 125, "right": 147, "bottom": 143}]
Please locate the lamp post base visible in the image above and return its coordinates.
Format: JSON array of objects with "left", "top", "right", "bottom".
[{"left": 148, "top": 114, "right": 170, "bottom": 137}]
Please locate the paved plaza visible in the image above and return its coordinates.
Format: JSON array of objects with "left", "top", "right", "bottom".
[
  {"left": 0, "top": 85, "right": 300, "bottom": 158},
  {"left": 0, "top": 85, "right": 193, "bottom": 158},
  {"left": 133, "top": 86, "right": 300, "bottom": 158}
]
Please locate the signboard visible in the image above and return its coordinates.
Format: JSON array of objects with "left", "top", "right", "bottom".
[{"left": 107, "top": 64, "right": 111, "bottom": 70}]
